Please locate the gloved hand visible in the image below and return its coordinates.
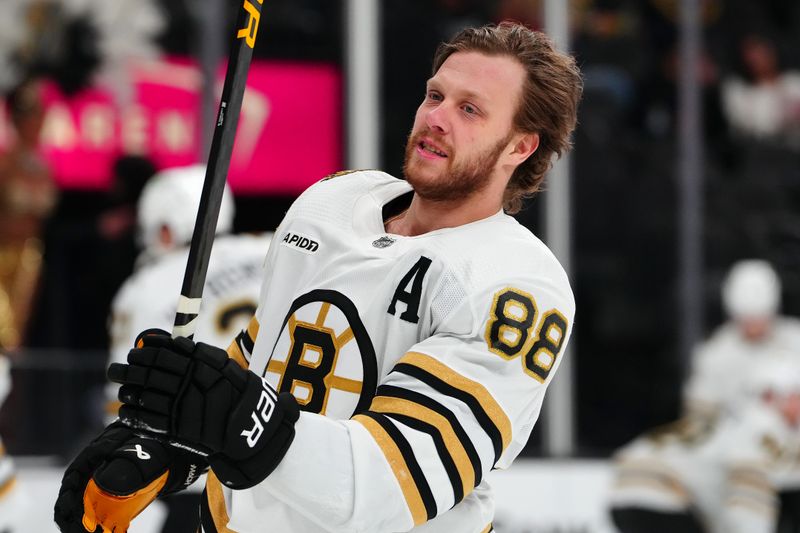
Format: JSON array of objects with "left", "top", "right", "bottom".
[
  {"left": 108, "top": 332, "right": 300, "bottom": 489},
  {"left": 54, "top": 422, "right": 207, "bottom": 533}
]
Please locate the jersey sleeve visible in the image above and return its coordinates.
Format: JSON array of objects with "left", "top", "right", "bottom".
[{"left": 256, "top": 271, "right": 574, "bottom": 532}]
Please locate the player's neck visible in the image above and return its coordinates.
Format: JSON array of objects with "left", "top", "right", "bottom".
[{"left": 385, "top": 193, "right": 503, "bottom": 236}]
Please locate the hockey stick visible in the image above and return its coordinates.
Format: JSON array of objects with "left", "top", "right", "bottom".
[{"left": 172, "top": 0, "right": 265, "bottom": 339}]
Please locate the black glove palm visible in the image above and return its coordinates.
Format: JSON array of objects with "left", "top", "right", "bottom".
[
  {"left": 108, "top": 333, "right": 299, "bottom": 489},
  {"left": 54, "top": 422, "right": 206, "bottom": 533}
]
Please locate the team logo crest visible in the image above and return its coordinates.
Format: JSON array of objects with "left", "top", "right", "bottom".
[
  {"left": 372, "top": 236, "right": 396, "bottom": 249},
  {"left": 265, "top": 290, "right": 377, "bottom": 418}
]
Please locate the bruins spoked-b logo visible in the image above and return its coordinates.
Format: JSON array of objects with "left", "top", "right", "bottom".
[{"left": 264, "top": 290, "right": 378, "bottom": 417}]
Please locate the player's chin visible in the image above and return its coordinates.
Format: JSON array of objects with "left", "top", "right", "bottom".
[{"left": 405, "top": 164, "right": 444, "bottom": 189}]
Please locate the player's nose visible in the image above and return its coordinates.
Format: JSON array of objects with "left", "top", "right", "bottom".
[{"left": 424, "top": 103, "right": 449, "bottom": 135}]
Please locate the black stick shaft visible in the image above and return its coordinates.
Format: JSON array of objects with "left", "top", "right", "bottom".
[{"left": 172, "top": 0, "right": 265, "bottom": 339}]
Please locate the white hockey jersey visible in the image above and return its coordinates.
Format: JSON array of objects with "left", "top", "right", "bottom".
[
  {"left": 201, "top": 171, "right": 575, "bottom": 533},
  {"left": 610, "top": 399, "right": 800, "bottom": 533},
  {"left": 107, "top": 233, "right": 272, "bottom": 417},
  {"left": 683, "top": 318, "right": 800, "bottom": 417}
]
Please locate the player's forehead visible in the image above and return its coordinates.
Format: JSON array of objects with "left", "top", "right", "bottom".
[{"left": 429, "top": 50, "right": 525, "bottom": 107}]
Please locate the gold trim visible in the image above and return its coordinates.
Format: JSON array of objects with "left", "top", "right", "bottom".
[
  {"left": 399, "top": 352, "right": 512, "bottom": 454},
  {"left": 206, "top": 471, "right": 238, "bottom": 532},
  {"left": 0, "top": 477, "right": 16, "bottom": 500},
  {"left": 246, "top": 316, "right": 260, "bottom": 340},
  {"left": 226, "top": 340, "right": 249, "bottom": 369},
  {"left": 105, "top": 400, "right": 123, "bottom": 416},
  {"left": 316, "top": 302, "right": 331, "bottom": 327},
  {"left": 523, "top": 309, "right": 568, "bottom": 383},
  {"left": 352, "top": 414, "right": 427, "bottom": 526},
  {"left": 480, "top": 524, "right": 493, "bottom": 533},
  {"left": 483, "top": 288, "right": 537, "bottom": 361},
  {"left": 371, "top": 396, "right": 474, "bottom": 496},
  {"left": 725, "top": 495, "right": 776, "bottom": 516}
]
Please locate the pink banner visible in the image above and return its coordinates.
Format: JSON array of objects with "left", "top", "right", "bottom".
[{"left": 0, "top": 58, "right": 342, "bottom": 194}]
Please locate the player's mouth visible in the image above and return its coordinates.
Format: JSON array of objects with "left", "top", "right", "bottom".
[{"left": 417, "top": 139, "right": 448, "bottom": 159}]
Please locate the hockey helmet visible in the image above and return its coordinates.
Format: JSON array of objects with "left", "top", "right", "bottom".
[
  {"left": 721, "top": 260, "right": 780, "bottom": 320},
  {"left": 137, "top": 165, "right": 234, "bottom": 255}
]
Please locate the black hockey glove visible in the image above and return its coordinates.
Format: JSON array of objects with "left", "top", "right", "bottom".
[
  {"left": 108, "top": 332, "right": 300, "bottom": 489},
  {"left": 54, "top": 421, "right": 207, "bottom": 533}
]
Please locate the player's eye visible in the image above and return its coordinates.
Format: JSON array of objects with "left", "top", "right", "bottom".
[
  {"left": 426, "top": 91, "right": 443, "bottom": 102},
  {"left": 462, "top": 103, "right": 478, "bottom": 115}
]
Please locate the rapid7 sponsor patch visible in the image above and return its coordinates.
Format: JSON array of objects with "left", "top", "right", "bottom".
[{"left": 281, "top": 232, "right": 319, "bottom": 254}]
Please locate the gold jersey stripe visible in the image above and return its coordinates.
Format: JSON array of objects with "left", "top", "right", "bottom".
[
  {"left": 729, "top": 467, "right": 772, "bottom": 493},
  {"left": 371, "top": 396, "right": 474, "bottom": 497},
  {"left": 226, "top": 339, "right": 249, "bottom": 369},
  {"left": 205, "top": 470, "right": 237, "bottom": 533},
  {"left": 105, "top": 400, "right": 122, "bottom": 416},
  {"left": 399, "top": 352, "right": 512, "bottom": 453},
  {"left": 246, "top": 316, "right": 260, "bottom": 340},
  {"left": 0, "top": 476, "right": 16, "bottom": 501},
  {"left": 480, "top": 523, "right": 493, "bottom": 533},
  {"left": 352, "top": 414, "right": 427, "bottom": 526},
  {"left": 726, "top": 495, "right": 776, "bottom": 516}
]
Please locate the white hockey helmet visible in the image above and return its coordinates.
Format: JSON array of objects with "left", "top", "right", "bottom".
[
  {"left": 137, "top": 164, "right": 235, "bottom": 255},
  {"left": 721, "top": 259, "right": 781, "bottom": 320}
]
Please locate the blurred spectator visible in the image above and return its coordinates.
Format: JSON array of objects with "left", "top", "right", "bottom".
[
  {"left": 0, "top": 78, "right": 57, "bottom": 351},
  {"left": 721, "top": 34, "right": 800, "bottom": 148}
]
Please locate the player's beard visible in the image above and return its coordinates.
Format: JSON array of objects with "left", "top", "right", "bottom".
[{"left": 403, "top": 130, "right": 512, "bottom": 202}]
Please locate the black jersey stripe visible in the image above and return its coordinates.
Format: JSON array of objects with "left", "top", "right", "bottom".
[
  {"left": 200, "top": 488, "right": 218, "bottom": 533},
  {"left": 383, "top": 411, "right": 464, "bottom": 506},
  {"left": 356, "top": 412, "right": 438, "bottom": 522},
  {"left": 394, "top": 352, "right": 511, "bottom": 465},
  {"left": 243, "top": 316, "right": 259, "bottom": 352},
  {"left": 375, "top": 384, "right": 482, "bottom": 492}
]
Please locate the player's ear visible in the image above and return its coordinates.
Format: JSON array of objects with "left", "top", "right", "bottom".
[
  {"left": 159, "top": 224, "right": 174, "bottom": 249},
  {"left": 510, "top": 132, "right": 539, "bottom": 164}
]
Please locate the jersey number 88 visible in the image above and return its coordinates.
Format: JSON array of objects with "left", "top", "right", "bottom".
[{"left": 484, "top": 288, "right": 568, "bottom": 383}]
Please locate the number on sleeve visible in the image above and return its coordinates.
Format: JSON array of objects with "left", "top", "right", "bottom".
[
  {"left": 485, "top": 289, "right": 537, "bottom": 359},
  {"left": 485, "top": 288, "right": 569, "bottom": 382}
]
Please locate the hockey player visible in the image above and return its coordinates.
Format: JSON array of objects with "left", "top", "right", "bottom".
[
  {"left": 54, "top": 22, "right": 583, "bottom": 533},
  {"left": 106, "top": 164, "right": 273, "bottom": 418},
  {"left": 104, "top": 165, "right": 272, "bottom": 533},
  {"left": 684, "top": 260, "right": 800, "bottom": 420},
  {"left": 609, "top": 353, "right": 800, "bottom": 533}
]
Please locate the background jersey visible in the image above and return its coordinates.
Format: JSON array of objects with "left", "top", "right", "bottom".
[
  {"left": 683, "top": 318, "right": 800, "bottom": 417},
  {"left": 106, "top": 233, "right": 272, "bottom": 416},
  {"left": 205, "top": 170, "right": 575, "bottom": 533},
  {"left": 609, "top": 400, "right": 800, "bottom": 533}
]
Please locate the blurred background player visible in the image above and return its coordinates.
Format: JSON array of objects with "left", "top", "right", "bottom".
[
  {"left": 105, "top": 164, "right": 272, "bottom": 533},
  {"left": 0, "top": 78, "right": 57, "bottom": 351},
  {"left": 684, "top": 259, "right": 800, "bottom": 421},
  {"left": 609, "top": 351, "right": 800, "bottom": 533},
  {"left": 607, "top": 259, "right": 800, "bottom": 533}
]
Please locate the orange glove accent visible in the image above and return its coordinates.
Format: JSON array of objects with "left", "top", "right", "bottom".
[{"left": 81, "top": 470, "right": 169, "bottom": 533}]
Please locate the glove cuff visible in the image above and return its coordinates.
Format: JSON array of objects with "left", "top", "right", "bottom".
[{"left": 209, "top": 392, "right": 299, "bottom": 489}]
